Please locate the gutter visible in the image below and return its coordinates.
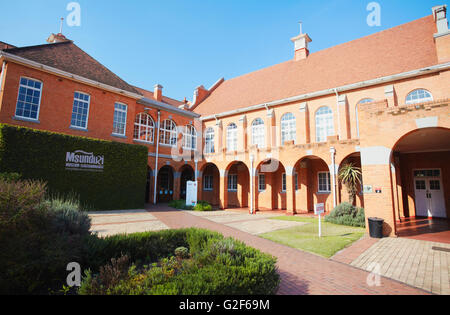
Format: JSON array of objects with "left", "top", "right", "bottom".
[
  {"left": 0, "top": 51, "right": 143, "bottom": 100},
  {"left": 199, "top": 62, "right": 450, "bottom": 121},
  {"left": 138, "top": 97, "right": 200, "bottom": 118},
  {"left": 0, "top": 61, "right": 6, "bottom": 94}
]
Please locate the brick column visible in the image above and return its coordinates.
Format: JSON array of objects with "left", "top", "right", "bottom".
[
  {"left": 215, "top": 120, "right": 223, "bottom": 154},
  {"left": 297, "top": 163, "right": 309, "bottom": 213},
  {"left": 286, "top": 166, "right": 296, "bottom": 215},
  {"left": 238, "top": 115, "right": 247, "bottom": 151},
  {"left": 337, "top": 94, "right": 351, "bottom": 140},
  {"left": 219, "top": 169, "right": 228, "bottom": 210},
  {"left": 173, "top": 171, "right": 181, "bottom": 201},
  {"left": 265, "top": 109, "right": 275, "bottom": 149},
  {"left": 385, "top": 85, "right": 398, "bottom": 108}
]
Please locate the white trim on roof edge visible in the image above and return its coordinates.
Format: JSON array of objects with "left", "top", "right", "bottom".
[{"left": 199, "top": 62, "right": 450, "bottom": 121}]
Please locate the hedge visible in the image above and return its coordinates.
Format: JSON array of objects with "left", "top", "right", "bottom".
[{"left": 0, "top": 124, "right": 148, "bottom": 210}]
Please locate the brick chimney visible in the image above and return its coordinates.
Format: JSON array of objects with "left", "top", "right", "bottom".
[
  {"left": 154, "top": 84, "right": 163, "bottom": 102},
  {"left": 46, "top": 33, "right": 70, "bottom": 44},
  {"left": 291, "top": 23, "right": 312, "bottom": 61}
]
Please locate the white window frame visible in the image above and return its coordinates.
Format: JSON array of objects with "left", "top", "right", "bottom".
[
  {"left": 70, "top": 91, "right": 91, "bottom": 130},
  {"left": 203, "top": 175, "right": 213, "bottom": 191},
  {"left": 252, "top": 118, "right": 265, "bottom": 148},
  {"left": 112, "top": 102, "right": 128, "bottom": 136},
  {"left": 281, "top": 113, "right": 296, "bottom": 145},
  {"left": 315, "top": 107, "right": 334, "bottom": 143},
  {"left": 318, "top": 172, "right": 332, "bottom": 193},
  {"left": 405, "top": 89, "right": 433, "bottom": 105},
  {"left": 183, "top": 125, "right": 197, "bottom": 151},
  {"left": 204, "top": 127, "right": 215, "bottom": 154},
  {"left": 160, "top": 119, "right": 178, "bottom": 147},
  {"left": 133, "top": 113, "right": 155, "bottom": 144},
  {"left": 227, "top": 123, "right": 238, "bottom": 152},
  {"left": 15, "top": 77, "right": 43, "bottom": 121},
  {"left": 228, "top": 174, "right": 238, "bottom": 192},
  {"left": 258, "top": 174, "right": 266, "bottom": 192}
]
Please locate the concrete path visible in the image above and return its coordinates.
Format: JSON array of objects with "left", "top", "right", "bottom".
[
  {"left": 350, "top": 237, "right": 450, "bottom": 295},
  {"left": 148, "top": 205, "right": 428, "bottom": 295},
  {"left": 89, "top": 210, "right": 169, "bottom": 237}
]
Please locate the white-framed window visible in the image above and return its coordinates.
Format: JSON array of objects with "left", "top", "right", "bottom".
[
  {"left": 183, "top": 125, "right": 197, "bottom": 150},
  {"left": 203, "top": 175, "right": 213, "bottom": 191},
  {"left": 281, "top": 113, "right": 296, "bottom": 145},
  {"left": 252, "top": 118, "right": 265, "bottom": 148},
  {"left": 356, "top": 98, "right": 374, "bottom": 138},
  {"left": 228, "top": 174, "right": 238, "bottom": 192},
  {"left": 71, "top": 91, "right": 90, "bottom": 129},
  {"left": 227, "top": 123, "right": 238, "bottom": 152},
  {"left": 295, "top": 173, "right": 299, "bottom": 191},
  {"left": 204, "top": 127, "right": 215, "bottom": 154},
  {"left": 282, "top": 173, "right": 287, "bottom": 192},
  {"left": 318, "top": 172, "right": 331, "bottom": 193},
  {"left": 15, "top": 77, "right": 42, "bottom": 121},
  {"left": 405, "top": 89, "right": 433, "bottom": 105},
  {"left": 160, "top": 119, "right": 177, "bottom": 146},
  {"left": 315, "top": 106, "right": 334, "bottom": 143},
  {"left": 258, "top": 174, "right": 266, "bottom": 192},
  {"left": 112, "top": 103, "right": 128, "bottom": 136},
  {"left": 133, "top": 113, "right": 155, "bottom": 143}
]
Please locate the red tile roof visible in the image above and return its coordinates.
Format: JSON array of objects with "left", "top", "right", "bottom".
[
  {"left": 2, "top": 41, "right": 141, "bottom": 95},
  {"left": 133, "top": 86, "right": 184, "bottom": 107},
  {"left": 193, "top": 15, "right": 439, "bottom": 117}
]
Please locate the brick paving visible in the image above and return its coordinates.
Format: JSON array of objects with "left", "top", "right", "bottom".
[
  {"left": 148, "top": 205, "right": 428, "bottom": 295},
  {"left": 331, "top": 236, "right": 380, "bottom": 265},
  {"left": 351, "top": 238, "right": 450, "bottom": 295}
]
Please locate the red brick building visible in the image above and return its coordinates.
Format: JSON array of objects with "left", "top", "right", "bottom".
[{"left": 0, "top": 5, "right": 449, "bottom": 237}]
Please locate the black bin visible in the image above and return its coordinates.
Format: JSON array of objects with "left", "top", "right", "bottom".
[{"left": 368, "top": 218, "right": 384, "bottom": 239}]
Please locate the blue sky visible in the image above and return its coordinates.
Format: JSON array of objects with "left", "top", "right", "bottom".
[{"left": 0, "top": 0, "right": 441, "bottom": 101}]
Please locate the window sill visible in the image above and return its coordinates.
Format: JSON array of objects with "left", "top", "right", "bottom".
[
  {"left": 112, "top": 133, "right": 127, "bottom": 139},
  {"left": 203, "top": 189, "right": 213, "bottom": 192},
  {"left": 160, "top": 143, "right": 177, "bottom": 148},
  {"left": 133, "top": 139, "right": 154, "bottom": 145},
  {"left": 12, "top": 116, "right": 40, "bottom": 124},
  {"left": 317, "top": 191, "right": 331, "bottom": 195},
  {"left": 70, "top": 126, "right": 89, "bottom": 132},
  {"left": 228, "top": 190, "right": 238, "bottom": 193}
]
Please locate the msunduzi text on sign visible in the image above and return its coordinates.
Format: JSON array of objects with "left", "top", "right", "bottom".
[{"left": 65, "top": 150, "right": 104, "bottom": 172}]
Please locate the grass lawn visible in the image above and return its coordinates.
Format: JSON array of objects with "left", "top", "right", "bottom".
[{"left": 260, "top": 216, "right": 366, "bottom": 258}]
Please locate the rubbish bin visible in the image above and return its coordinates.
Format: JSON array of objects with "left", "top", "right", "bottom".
[{"left": 368, "top": 217, "right": 384, "bottom": 239}]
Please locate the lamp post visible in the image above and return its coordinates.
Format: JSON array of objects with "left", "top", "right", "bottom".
[{"left": 330, "top": 147, "right": 337, "bottom": 209}]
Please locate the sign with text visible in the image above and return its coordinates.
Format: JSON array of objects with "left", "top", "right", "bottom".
[
  {"left": 186, "top": 181, "right": 198, "bottom": 207},
  {"left": 314, "top": 203, "right": 325, "bottom": 215},
  {"left": 65, "top": 150, "right": 104, "bottom": 172}
]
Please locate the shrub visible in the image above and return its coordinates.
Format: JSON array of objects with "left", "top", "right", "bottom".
[
  {"left": 79, "top": 229, "right": 280, "bottom": 295},
  {"left": 0, "top": 124, "right": 148, "bottom": 211},
  {"left": 174, "top": 247, "right": 190, "bottom": 259},
  {"left": 193, "top": 201, "right": 213, "bottom": 212},
  {"left": 325, "top": 202, "right": 366, "bottom": 228},
  {"left": 0, "top": 179, "right": 92, "bottom": 295},
  {"left": 0, "top": 172, "right": 22, "bottom": 182},
  {"left": 169, "top": 200, "right": 214, "bottom": 211}
]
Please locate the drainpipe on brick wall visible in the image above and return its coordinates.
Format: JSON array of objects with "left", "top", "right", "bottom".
[
  {"left": 0, "top": 61, "right": 6, "bottom": 94},
  {"left": 330, "top": 147, "right": 337, "bottom": 209},
  {"left": 250, "top": 155, "right": 255, "bottom": 215},
  {"left": 334, "top": 88, "right": 341, "bottom": 140},
  {"left": 153, "top": 110, "right": 161, "bottom": 205}
]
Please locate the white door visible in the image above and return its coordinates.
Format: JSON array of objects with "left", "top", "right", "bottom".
[{"left": 414, "top": 170, "right": 447, "bottom": 219}]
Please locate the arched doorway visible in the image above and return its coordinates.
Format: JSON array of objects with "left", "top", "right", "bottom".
[
  {"left": 225, "top": 161, "right": 250, "bottom": 209},
  {"left": 201, "top": 163, "right": 220, "bottom": 207},
  {"left": 293, "top": 155, "right": 332, "bottom": 213},
  {"left": 392, "top": 127, "right": 450, "bottom": 239},
  {"left": 338, "top": 152, "right": 364, "bottom": 208},
  {"left": 157, "top": 165, "right": 174, "bottom": 203},
  {"left": 179, "top": 164, "right": 195, "bottom": 200},
  {"left": 255, "top": 159, "right": 286, "bottom": 211}
]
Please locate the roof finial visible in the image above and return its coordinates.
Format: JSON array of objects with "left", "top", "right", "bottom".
[
  {"left": 59, "top": 17, "right": 64, "bottom": 34},
  {"left": 299, "top": 21, "right": 303, "bottom": 35}
]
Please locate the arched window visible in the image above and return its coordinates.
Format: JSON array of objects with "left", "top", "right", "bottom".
[
  {"left": 315, "top": 106, "right": 334, "bottom": 143},
  {"left": 356, "top": 99, "right": 374, "bottom": 138},
  {"left": 281, "top": 113, "right": 296, "bottom": 145},
  {"left": 406, "top": 89, "right": 433, "bottom": 105},
  {"left": 227, "top": 123, "right": 238, "bottom": 152},
  {"left": 182, "top": 125, "right": 197, "bottom": 150},
  {"left": 204, "top": 128, "right": 215, "bottom": 154},
  {"left": 252, "top": 118, "right": 265, "bottom": 148},
  {"left": 134, "top": 113, "right": 155, "bottom": 143},
  {"left": 160, "top": 119, "right": 177, "bottom": 146}
]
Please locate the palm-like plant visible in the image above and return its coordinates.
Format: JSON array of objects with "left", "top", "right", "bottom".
[{"left": 338, "top": 163, "right": 362, "bottom": 206}]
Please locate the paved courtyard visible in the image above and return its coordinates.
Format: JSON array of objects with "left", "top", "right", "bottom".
[
  {"left": 89, "top": 210, "right": 169, "bottom": 237},
  {"left": 350, "top": 237, "right": 450, "bottom": 295}
]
